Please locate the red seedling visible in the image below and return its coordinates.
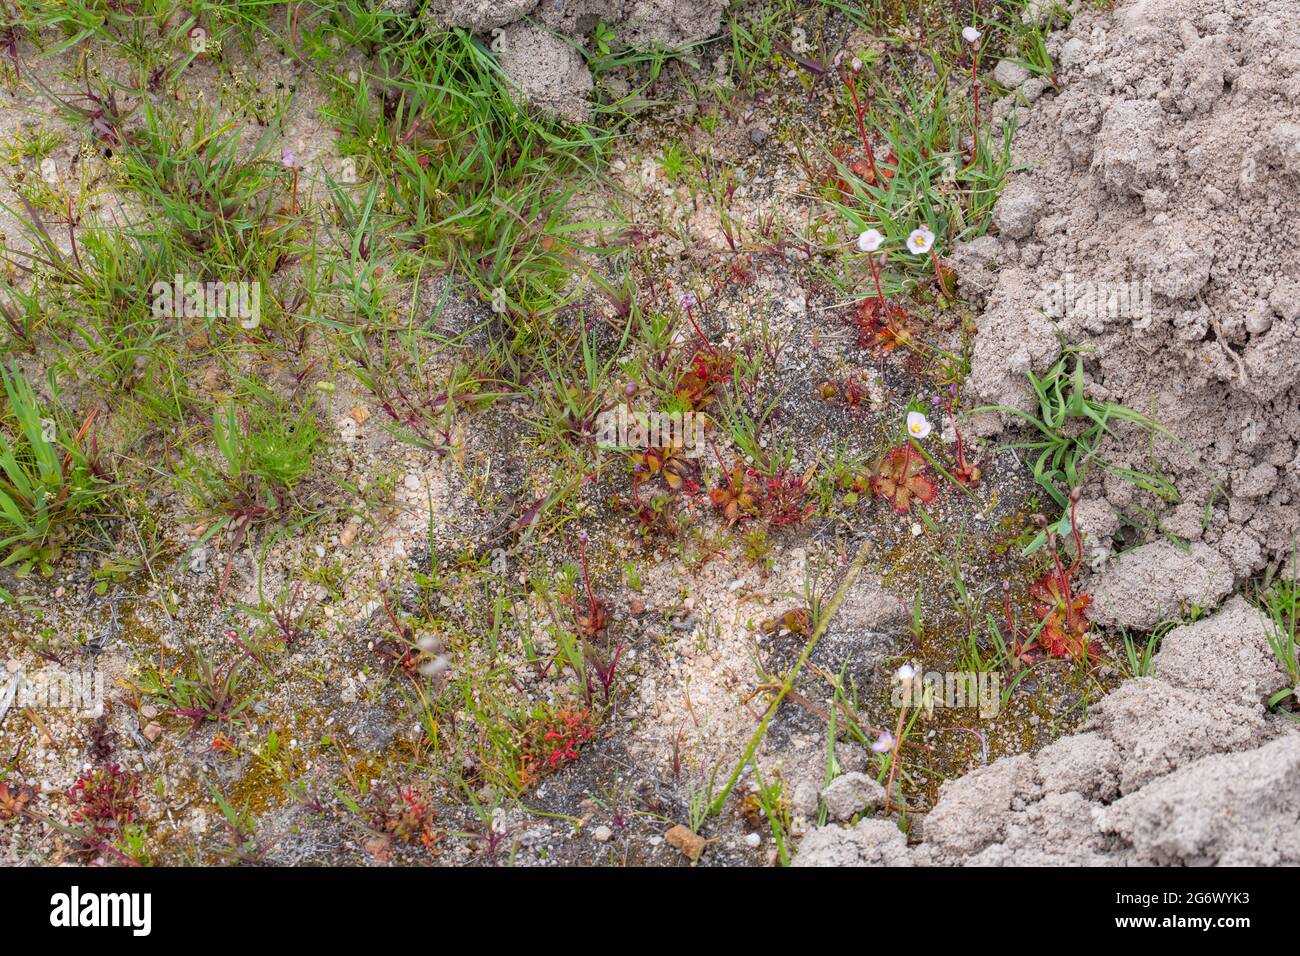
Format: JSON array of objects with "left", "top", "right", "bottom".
[
  {"left": 760, "top": 465, "right": 816, "bottom": 528},
  {"left": 584, "top": 637, "right": 625, "bottom": 702},
  {"left": 676, "top": 349, "right": 733, "bottom": 411},
  {"left": 623, "top": 486, "right": 681, "bottom": 541},
  {"left": 379, "top": 786, "right": 439, "bottom": 848},
  {"left": 67, "top": 764, "right": 138, "bottom": 838},
  {"left": 519, "top": 709, "right": 596, "bottom": 786},
  {"left": 270, "top": 580, "right": 311, "bottom": 646},
  {"left": 88, "top": 714, "right": 115, "bottom": 765}
]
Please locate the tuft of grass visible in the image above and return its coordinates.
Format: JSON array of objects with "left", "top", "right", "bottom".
[
  {"left": 1260, "top": 549, "right": 1299, "bottom": 718},
  {"left": 180, "top": 391, "right": 321, "bottom": 519},
  {"left": 1118, "top": 628, "right": 1160, "bottom": 679},
  {"left": 0, "top": 364, "right": 111, "bottom": 575},
  {"left": 131, "top": 646, "right": 258, "bottom": 733},
  {"left": 323, "top": 25, "right": 614, "bottom": 313},
  {"left": 976, "top": 352, "right": 1181, "bottom": 553}
]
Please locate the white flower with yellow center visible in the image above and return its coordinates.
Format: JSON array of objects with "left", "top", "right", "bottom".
[
  {"left": 907, "top": 226, "right": 935, "bottom": 255},
  {"left": 906, "top": 411, "right": 932, "bottom": 439},
  {"left": 857, "top": 228, "right": 884, "bottom": 253}
]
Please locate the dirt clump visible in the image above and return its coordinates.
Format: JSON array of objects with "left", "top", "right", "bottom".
[
  {"left": 795, "top": 596, "right": 1296, "bottom": 865},
  {"left": 953, "top": 0, "right": 1300, "bottom": 589}
]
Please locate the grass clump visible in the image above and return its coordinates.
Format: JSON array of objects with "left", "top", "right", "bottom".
[
  {"left": 1260, "top": 550, "right": 1299, "bottom": 719},
  {"left": 180, "top": 392, "right": 321, "bottom": 521},
  {"left": 977, "top": 352, "right": 1180, "bottom": 553},
  {"left": 324, "top": 24, "right": 612, "bottom": 313},
  {"left": 0, "top": 364, "right": 111, "bottom": 575}
]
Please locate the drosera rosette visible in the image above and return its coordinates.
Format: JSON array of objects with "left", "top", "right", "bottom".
[
  {"left": 709, "top": 459, "right": 762, "bottom": 527},
  {"left": 629, "top": 443, "right": 694, "bottom": 492},
  {"left": 818, "top": 371, "right": 877, "bottom": 411},
  {"left": 1027, "top": 489, "right": 1097, "bottom": 664},
  {"left": 869, "top": 410, "right": 938, "bottom": 515}
]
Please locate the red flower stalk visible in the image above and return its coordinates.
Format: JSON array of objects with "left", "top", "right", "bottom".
[
  {"left": 944, "top": 398, "right": 981, "bottom": 485},
  {"left": 577, "top": 533, "right": 599, "bottom": 627},
  {"left": 681, "top": 295, "right": 717, "bottom": 358},
  {"left": 844, "top": 71, "right": 881, "bottom": 185}
]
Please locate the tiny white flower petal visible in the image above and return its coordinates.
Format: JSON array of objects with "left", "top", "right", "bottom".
[
  {"left": 851, "top": 57, "right": 863, "bottom": 72},
  {"left": 857, "top": 228, "right": 884, "bottom": 253},
  {"left": 906, "top": 227, "right": 935, "bottom": 255},
  {"left": 897, "top": 663, "right": 916, "bottom": 682},
  {"left": 906, "top": 411, "right": 932, "bottom": 439},
  {"left": 962, "top": 26, "right": 981, "bottom": 44},
  {"left": 871, "top": 731, "right": 896, "bottom": 753},
  {"left": 418, "top": 654, "right": 450, "bottom": 678}
]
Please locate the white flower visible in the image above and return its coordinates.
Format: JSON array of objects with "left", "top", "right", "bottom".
[
  {"left": 418, "top": 654, "right": 450, "bottom": 678},
  {"left": 857, "top": 228, "right": 884, "bottom": 253},
  {"left": 906, "top": 411, "right": 932, "bottom": 439},
  {"left": 962, "top": 26, "right": 981, "bottom": 44},
  {"left": 906, "top": 226, "right": 935, "bottom": 255},
  {"left": 851, "top": 57, "right": 863, "bottom": 72},
  {"left": 871, "top": 731, "right": 896, "bottom": 753},
  {"left": 897, "top": 663, "right": 916, "bottom": 683}
]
